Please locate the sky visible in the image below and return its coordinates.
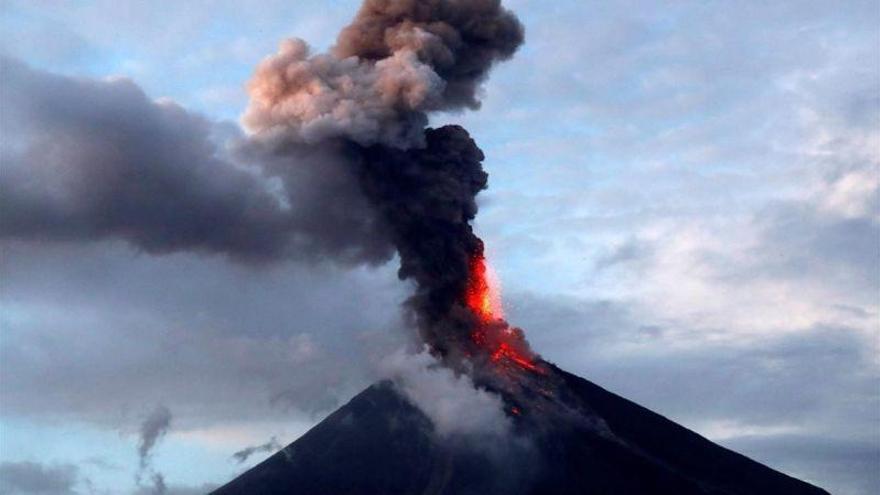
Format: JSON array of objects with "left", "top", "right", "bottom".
[{"left": 0, "top": 0, "right": 878, "bottom": 494}]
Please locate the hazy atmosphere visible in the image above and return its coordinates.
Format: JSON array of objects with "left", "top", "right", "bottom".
[{"left": 1, "top": 1, "right": 878, "bottom": 494}]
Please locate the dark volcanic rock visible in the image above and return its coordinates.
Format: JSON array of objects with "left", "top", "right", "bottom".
[{"left": 213, "top": 364, "right": 830, "bottom": 495}]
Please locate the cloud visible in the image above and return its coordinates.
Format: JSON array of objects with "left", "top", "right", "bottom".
[
  {"left": 724, "top": 435, "right": 880, "bottom": 495},
  {"left": 0, "top": 462, "right": 79, "bottom": 495},
  {"left": 0, "top": 459, "right": 218, "bottom": 495},
  {"left": 587, "top": 129, "right": 878, "bottom": 343}
]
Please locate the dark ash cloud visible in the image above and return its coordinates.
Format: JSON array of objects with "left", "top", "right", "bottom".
[
  {"left": 0, "top": 57, "right": 291, "bottom": 262},
  {"left": 0, "top": 57, "right": 396, "bottom": 267},
  {"left": 0, "top": 240, "right": 406, "bottom": 425}
]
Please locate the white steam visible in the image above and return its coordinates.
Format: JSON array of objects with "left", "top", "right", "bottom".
[{"left": 379, "top": 348, "right": 510, "bottom": 438}]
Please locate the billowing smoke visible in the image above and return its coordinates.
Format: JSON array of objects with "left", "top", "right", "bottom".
[
  {"left": 136, "top": 405, "right": 172, "bottom": 495},
  {"left": 246, "top": 0, "right": 532, "bottom": 365},
  {"left": 244, "top": 0, "right": 523, "bottom": 148},
  {"left": 0, "top": 0, "right": 532, "bottom": 371},
  {"left": 354, "top": 126, "right": 491, "bottom": 358},
  {"left": 380, "top": 348, "right": 511, "bottom": 438}
]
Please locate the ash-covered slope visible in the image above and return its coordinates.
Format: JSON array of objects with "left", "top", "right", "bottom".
[{"left": 212, "top": 363, "right": 829, "bottom": 495}]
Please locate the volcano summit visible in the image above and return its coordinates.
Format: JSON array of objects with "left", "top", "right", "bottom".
[{"left": 213, "top": 362, "right": 829, "bottom": 495}]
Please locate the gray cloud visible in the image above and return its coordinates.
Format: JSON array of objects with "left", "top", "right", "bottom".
[
  {"left": 0, "top": 458, "right": 217, "bottom": 495},
  {"left": 724, "top": 435, "right": 880, "bottom": 495},
  {"left": 0, "top": 462, "right": 79, "bottom": 495},
  {"left": 755, "top": 179, "right": 879, "bottom": 295},
  {"left": 0, "top": 240, "right": 407, "bottom": 425}
]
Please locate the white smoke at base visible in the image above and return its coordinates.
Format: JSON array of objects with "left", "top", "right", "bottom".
[{"left": 379, "top": 348, "right": 510, "bottom": 438}]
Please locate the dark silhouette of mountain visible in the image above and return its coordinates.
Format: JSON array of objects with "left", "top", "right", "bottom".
[{"left": 213, "top": 362, "right": 830, "bottom": 495}]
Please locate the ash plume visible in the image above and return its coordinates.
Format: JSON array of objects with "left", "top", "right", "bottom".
[
  {"left": 353, "top": 126, "right": 492, "bottom": 358},
  {"left": 246, "top": 0, "right": 532, "bottom": 365},
  {"left": 1, "top": 0, "right": 532, "bottom": 370}
]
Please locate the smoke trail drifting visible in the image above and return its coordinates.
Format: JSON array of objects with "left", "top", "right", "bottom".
[
  {"left": 136, "top": 405, "right": 172, "bottom": 494},
  {"left": 232, "top": 437, "right": 282, "bottom": 464}
]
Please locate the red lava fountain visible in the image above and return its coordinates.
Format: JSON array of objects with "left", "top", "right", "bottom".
[
  {"left": 465, "top": 253, "right": 542, "bottom": 374},
  {"left": 465, "top": 254, "right": 504, "bottom": 324}
]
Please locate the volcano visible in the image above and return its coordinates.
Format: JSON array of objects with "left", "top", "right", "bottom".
[
  {"left": 204, "top": 3, "right": 827, "bottom": 494},
  {"left": 212, "top": 362, "right": 829, "bottom": 495}
]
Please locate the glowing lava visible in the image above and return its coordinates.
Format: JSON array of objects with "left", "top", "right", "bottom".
[
  {"left": 465, "top": 253, "right": 542, "bottom": 374},
  {"left": 490, "top": 342, "right": 542, "bottom": 373},
  {"left": 465, "top": 254, "right": 504, "bottom": 324}
]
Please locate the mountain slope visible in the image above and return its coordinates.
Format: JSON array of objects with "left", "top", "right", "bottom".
[{"left": 213, "top": 363, "right": 829, "bottom": 495}]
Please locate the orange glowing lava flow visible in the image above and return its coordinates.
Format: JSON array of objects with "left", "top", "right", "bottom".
[
  {"left": 491, "top": 342, "right": 542, "bottom": 373},
  {"left": 464, "top": 254, "right": 504, "bottom": 323},
  {"left": 465, "top": 253, "right": 542, "bottom": 374}
]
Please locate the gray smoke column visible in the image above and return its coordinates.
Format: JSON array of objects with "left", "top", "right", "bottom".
[
  {"left": 138, "top": 405, "right": 171, "bottom": 468},
  {"left": 246, "top": 0, "right": 535, "bottom": 366},
  {"left": 136, "top": 405, "right": 172, "bottom": 494}
]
